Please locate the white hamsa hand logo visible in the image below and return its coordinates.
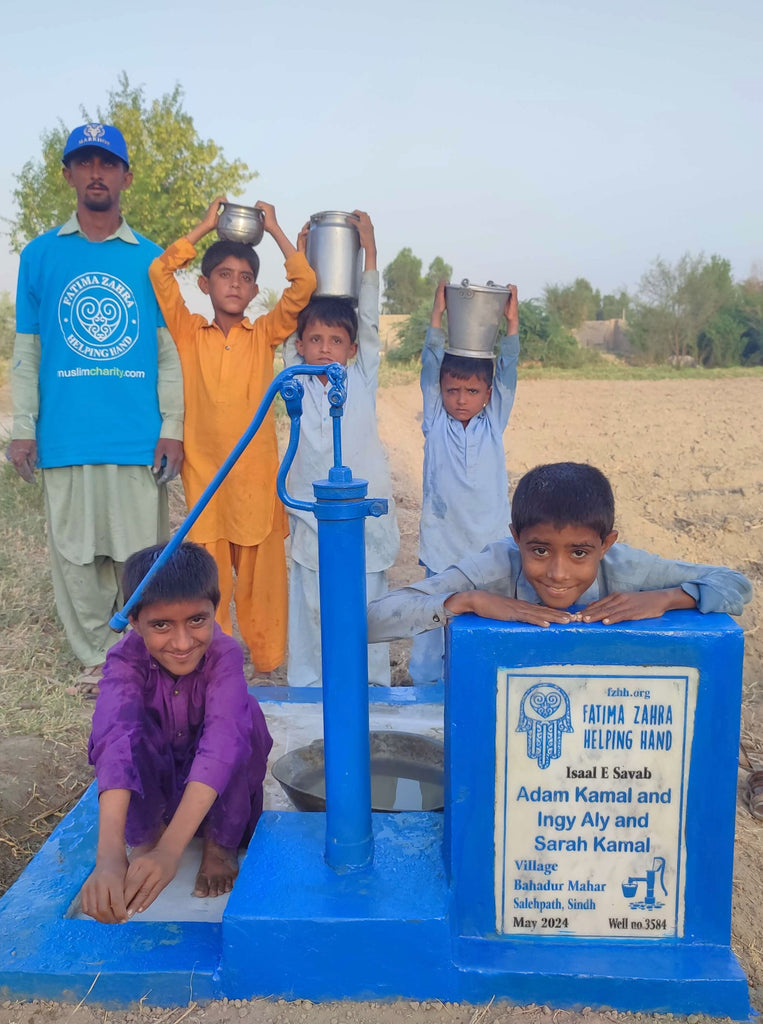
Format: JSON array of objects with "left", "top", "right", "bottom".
[{"left": 517, "top": 682, "right": 573, "bottom": 769}]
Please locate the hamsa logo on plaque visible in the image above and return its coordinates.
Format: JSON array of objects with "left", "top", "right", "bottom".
[{"left": 516, "top": 682, "right": 573, "bottom": 769}]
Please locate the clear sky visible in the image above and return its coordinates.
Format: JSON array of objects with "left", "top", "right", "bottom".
[{"left": 2, "top": 0, "right": 761, "bottom": 307}]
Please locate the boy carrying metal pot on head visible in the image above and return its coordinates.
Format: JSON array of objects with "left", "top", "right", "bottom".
[
  {"left": 283, "top": 211, "right": 400, "bottom": 687},
  {"left": 409, "top": 280, "right": 519, "bottom": 686},
  {"left": 149, "top": 198, "right": 316, "bottom": 679}
]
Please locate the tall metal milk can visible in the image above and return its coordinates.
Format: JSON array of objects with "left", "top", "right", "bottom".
[
  {"left": 445, "top": 279, "right": 511, "bottom": 358},
  {"left": 305, "top": 211, "right": 363, "bottom": 304}
]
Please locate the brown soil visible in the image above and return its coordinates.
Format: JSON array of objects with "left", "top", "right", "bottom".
[{"left": 1, "top": 375, "right": 761, "bottom": 1023}]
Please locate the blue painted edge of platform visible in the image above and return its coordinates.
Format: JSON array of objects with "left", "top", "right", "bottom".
[
  {"left": 0, "top": 793, "right": 755, "bottom": 1017},
  {"left": 249, "top": 681, "right": 444, "bottom": 704},
  {"left": 0, "top": 784, "right": 220, "bottom": 1008}
]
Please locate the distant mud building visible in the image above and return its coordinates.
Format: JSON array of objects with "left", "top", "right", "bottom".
[{"left": 572, "top": 318, "right": 630, "bottom": 356}]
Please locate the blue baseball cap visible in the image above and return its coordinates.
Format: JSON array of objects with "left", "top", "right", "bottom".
[{"left": 62, "top": 123, "right": 130, "bottom": 168}]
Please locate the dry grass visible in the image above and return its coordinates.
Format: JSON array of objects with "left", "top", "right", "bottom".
[{"left": 0, "top": 458, "right": 87, "bottom": 741}]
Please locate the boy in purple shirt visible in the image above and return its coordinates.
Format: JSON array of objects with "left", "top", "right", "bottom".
[{"left": 80, "top": 543, "right": 272, "bottom": 924}]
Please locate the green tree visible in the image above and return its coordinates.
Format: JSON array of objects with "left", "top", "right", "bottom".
[
  {"left": 697, "top": 309, "right": 747, "bottom": 367},
  {"left": 386, "top": 299, "right": 433, "bottom": 362},
  {"left": 382, "top": 249, "right": 451, "bottom": 314},
  {"left": 543, "top": 278, "right": 601, "bottom": 329},
  {"left": 518, "top": 299, "right": 597, "bottom": 367},
  {"left": 628, "top": 253, "right": 735, "bottom": 363},
  {"left": 737, "top": 276, "right": 763, "bottom": 365},
  {"left": 9, "top": 74, "right": 255, "bottom": 253},
  {"left": 425, "top": 256, "right": 453, "bottom": 290},
  {"left": 597, "top": 290, "right": 630, "bottom": 320}
]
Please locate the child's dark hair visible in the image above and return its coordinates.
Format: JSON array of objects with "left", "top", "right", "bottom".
[
  {"left": 123, "top": 543, "right": 221, "bottom": 619},
  {"left": 511, "top": 463, "right": 615, "bottom": 541},
  {"left": 201, "top": 240, "right": 260, "bottom": 281},
  {"left": 440, "top": 353, "right": 494, "bottom": 388},
  {"left": 297, "top": 297, "right": 358, "bottom": 343}
]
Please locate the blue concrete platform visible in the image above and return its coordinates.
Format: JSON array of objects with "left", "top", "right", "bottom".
[
  {"left": 0, "top": 614, "right": 755, "bottom": 1017},
  {"left": 0, "top": 787, "right": 220, "bottom": 1007},
  {"left": 0, "top": 798, "right": 752, "bottom": 1016},
  {"left": 221, "top": 812, "right": 451, "bottom": 1000}
]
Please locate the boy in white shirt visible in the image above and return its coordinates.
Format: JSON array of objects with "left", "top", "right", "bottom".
[{"left": 283, "top": 211, "right": 399, "bottom": 686}]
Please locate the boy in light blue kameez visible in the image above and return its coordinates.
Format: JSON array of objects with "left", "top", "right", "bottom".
[
  {"left": 410, "top": 281, "right": 519, "bottom": 684},
  {"left": 369, "top": 462, "right": 752, "bottom": 645}
]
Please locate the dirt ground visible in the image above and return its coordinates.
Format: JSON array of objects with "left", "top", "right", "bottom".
[{"left": 0, "top": 375, "right": 761, "bottom": 1024}]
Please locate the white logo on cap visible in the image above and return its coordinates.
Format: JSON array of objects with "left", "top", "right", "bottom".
[
  {"left": 83, "top": 123, "right": 106, "bottom": 143},
  {"left": 58, "top": 272, "right": 139, "bottom": 362}
]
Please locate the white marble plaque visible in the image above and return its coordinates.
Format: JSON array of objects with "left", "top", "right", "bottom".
[{"left": 494, "top": 665, "right": 697, "bottom": 938}]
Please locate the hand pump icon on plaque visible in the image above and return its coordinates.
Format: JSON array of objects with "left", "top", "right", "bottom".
[{"left": 621, "top": 856, "right": 668, "bottom": 909}]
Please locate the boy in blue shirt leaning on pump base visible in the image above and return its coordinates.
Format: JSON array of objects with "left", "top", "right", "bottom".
[{"left": 367, "top": 462, "right": 752, "bottom": 642}]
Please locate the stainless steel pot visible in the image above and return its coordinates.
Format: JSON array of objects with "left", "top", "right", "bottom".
[
  {"left": 216, "top": 203, "right": 265, "bottom": 246},
  {"left": 445, "top": 279, "right": 511, "bottom": 359},
  {"left": 305, "top": 211, "right": 363, "bottom": 303}
]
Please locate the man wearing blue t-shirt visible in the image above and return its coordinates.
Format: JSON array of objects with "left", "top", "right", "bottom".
[{"left": 7, "top": 123, "right": 184, "bottom": 693}]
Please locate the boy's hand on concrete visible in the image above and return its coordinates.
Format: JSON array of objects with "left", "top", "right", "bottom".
[
  {"left": 504, "top": 284, "right": 519, "bottom": 335},
  {"left": 124, "top": 846, "right": 181, "bottom": 916},
  {"left": 255, "top": 201, "right": 279, "bottom": 236},
  {"left": 5, "top": 439, "right": 37, "bottom": 484},
  {"left": 581, "top": 588, "right": 696, "bottom": 625},
  {"left": 80, "top": 854, "right": 129, "bottom": 924},
  {"left": 351, "top": 210, "right": 377, "bottom": 270},
  {"left": 296, "top": 221, "right": 310, "bottom": 254},
  {"left": 446, "top": 590, "right": 575, "bottom": 627},
  {"left": 431, "top": 280, "right": 448, "bottom": 329}
]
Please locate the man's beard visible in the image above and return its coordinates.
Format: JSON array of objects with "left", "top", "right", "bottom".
[{"left": 83, "top": 190, "right": 115, "bottom": 211}]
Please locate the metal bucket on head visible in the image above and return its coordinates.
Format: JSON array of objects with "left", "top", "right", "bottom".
[
  {"left": 445, "top": 279, "right": 510, "bottom": 359},
  {"left": 216, "top": 203, "right": 265, "bottom": 246},
  {"left": 305, "top": 211, "right": 363, "bottom": 304}
]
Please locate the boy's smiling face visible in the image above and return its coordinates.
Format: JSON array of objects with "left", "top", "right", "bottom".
[
  {"left": 511, "top": 522, "right": 618, "bottom": 609},
  {"left": 296, "top": 319, "right": 357, "bottom": 368},
  {"left": 130, "top": 598, "right": 216, "bottom": 676},
  {"left": 199, "top": 256, "right": 258, "bottom": 318}
]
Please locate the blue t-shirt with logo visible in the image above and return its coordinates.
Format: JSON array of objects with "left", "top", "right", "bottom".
[{"left": 16, "top": 226, "right": 165, "bottom": 468}]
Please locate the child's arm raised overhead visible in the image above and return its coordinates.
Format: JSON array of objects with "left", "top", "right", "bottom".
[
  {"left": 420, "top": 281, "right": 447, "bottom": 435},
  {"left": 281, "top": 223, "right": 311, "bottom": 368},
  {"left": 149, "top": 196, "right": 227, "bottom": 346},
  {"left": 487, "top": 284, "right": 520, "bottom": 430},
  {"left": 352, "top": 210, "right": 382, "bottom": 384},
  {"left": 255, "top": 202, "right": 316, "bottom": 347}
]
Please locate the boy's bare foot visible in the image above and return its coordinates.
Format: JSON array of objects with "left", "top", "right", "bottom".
[
  {"left": 194, "top": 837, "right": 239, "bottom": 898},
  {"left": 65, "top": 663, "right": 105, "bottom": 699}
]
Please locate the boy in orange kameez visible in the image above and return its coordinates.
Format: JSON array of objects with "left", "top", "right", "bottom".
[{"left": 149, "top": 198, "right": 316, "bottom": 673}]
